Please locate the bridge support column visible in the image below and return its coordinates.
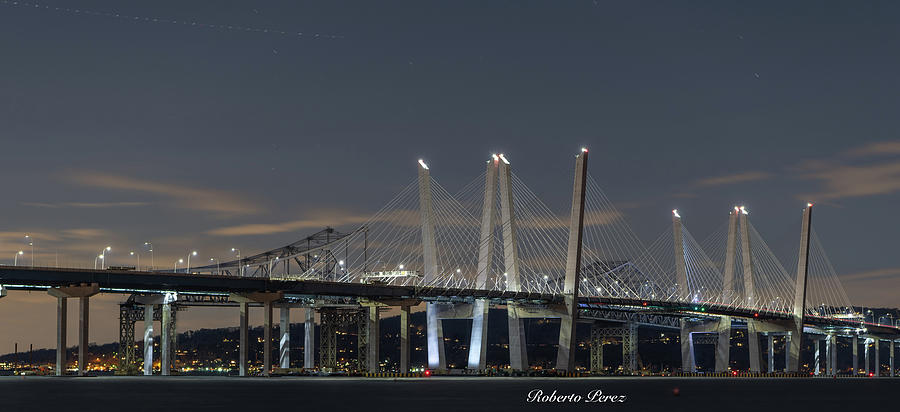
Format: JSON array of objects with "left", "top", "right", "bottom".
[
  {"left": 832, "top": 335, "right": 838, "bottom": 376},
  {"left": 813, "top": 339, "right": 821, "bottom": 376},
  {"left": 263, "top": 301, "right": 273, "bottom": 376},
  {"left": 853, "top": 335, "right": 859, "bottom": 374},
  {"left": 425, "top": 303, "right": 445, "bottom": 371},
  {"left": 280, "top": 305, "right": 290, "bottom": 369},
  {"left": 239, "top": 302, "right": 249, "bottom": 376},
  {"left": 786, "top": 327, "right": 802, "bottom": 373},
  {"left": 78, "top": 296, "right": 90, "bottom": 376},
  {"left": 467, "top": 299, "right": 489, "bottom": 371},
  {"left": 714, "top": 317, "right": 730, "bottom": 372},
  {"left": 826, "top": 334, "right": 835, "bottom": 376},
  {"left": 508, "top": 305, "right": 528, "bottom": 372},
  {"left": 680, "top": 317, "right": 729, "bottom": 372},
  {"left": 589, "top": 323, "right": 603, "bottom": 374},
  {"left": 767, "top": 334, "right": 774, "bottom": 373},
  {"left": 231, "top": 292, "right": 283, "bottom": 376},
  {"left": 555, "top": 149, "right": 588, "bottom": 373},
  {"left": 623, "top": 322, "right": 638, "bottom": 374},
  {"left": 160, "top": 302, "right": 172, "bottom": 376},
  {"left": 304, "top": 307, "right": 315, "bottom": 369},
  {"left": 144, "top": 305, "right": 154, "bottom": 375},
  {"left": 367, "top": 306, "right": 380, "bottom": 372},
  {"left": 319, "top": 308, "right": 337, "bottom": 371},
  {"left": 890, "top": 340, "right": 895, "bottom": 377},
  {"left": 49, "top": 283, "right": 99, "bottom": 376},
  {"left": 56, "top": 297, "right": 67, "bottom": 376},
  {"left": 874, "top": 338, "right": 880, "bottom": 377},
  {"left": 747, "top": 320, "right": 762, "bottom": 373},
  {"left": 400, "top": 305, "right": 410, "bottom": 374},
  {"left": 679, "top": 321, "right": 696, "bottom": 373},
  {"left": 865, "top": 338, "right": 871, "bottom": 376}
]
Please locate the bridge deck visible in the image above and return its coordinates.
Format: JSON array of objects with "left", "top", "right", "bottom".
[{"left": 1, "top": 265, "right": 897, "bottom": 335}]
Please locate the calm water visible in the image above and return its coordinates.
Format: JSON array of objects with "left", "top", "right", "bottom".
[{"left": 0, "top": 376, "right": 896, "bottom": 411}]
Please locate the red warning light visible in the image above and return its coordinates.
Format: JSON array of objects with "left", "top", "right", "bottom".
[
  {"left": 642, "top": 302, "right": 648, "bottom": 306},
  {"left": 731, "top": 371, "right": 738, "bottom": 376},
  {"left": 754, "top": 313, "right": 759, "bottom": 318},
  {"left": 424, "top": 370, "right": 432, "bottom": 377}
]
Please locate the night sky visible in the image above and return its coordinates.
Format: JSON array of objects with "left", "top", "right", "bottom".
[{"left": 1, "top": 1, "right": 898, "bottom": 353}]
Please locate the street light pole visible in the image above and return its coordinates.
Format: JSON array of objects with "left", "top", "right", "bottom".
[
  {"left": 98, "top": 246, "right": 111, "bottom": 269},
  {"left": 24, "top": 235, "right": 34, "bottom": 267},
  {"left": 210, "top": 258, "right": 220, "bottom": 275},
  {"left": 130, "top": 251, "right": 140, "bottom": 270},
  {"left": 174, "top": 258, "right": 183, "bottom": 272},
  {"left": 14, "top": 251, "right": 23, "bottom": 266},
  {"left": 231, "top": 248, "right": 242, "bottom": 276},
  {"left": 144, "top": 242, "right": 154, "bottom": 270},
  {"left": 186, "top": 251, "right": 197, "bottom": 274}
]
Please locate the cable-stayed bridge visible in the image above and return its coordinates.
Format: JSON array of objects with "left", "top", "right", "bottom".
[{"left": 0, "top": 149, "right": 897, "bottom": 377}]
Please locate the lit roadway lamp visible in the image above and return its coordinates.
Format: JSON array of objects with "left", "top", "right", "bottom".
[
  {"left": 672, "top": 209, "right": 681, "bottom": 218},
  {"left": 129, "top": 251, "right": 140, "bottom": 270},
  {"left": 174, "top": 258, "right": 184, "bottom": 272},
  {"left": 24, "top": 234, "right": 34, "bottom": 267},
  {"left": 14, "top": 250, "right": 23, "bottom": 266},
  {"left": 96, "top": 246, "right": 111, "bottom": 269},
  {"left": 231, "top": 248, "right": 242, "bottom": 276},
  {"left": 186, "top": 251, "right": 198, "bottom": 274},
  {"left": 144, "top": 242, "right": 154, "bottom": 270},
  {"left": 210, "top": 257, "right": 220, "bottom": 275}
]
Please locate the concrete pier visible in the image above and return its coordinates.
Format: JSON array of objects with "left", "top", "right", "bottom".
[
  {"left": 48, "top": 283, "right": 99, "bottom": 376},
  {"left": 239, "top": 302, "right": 249, "bottom": 377},
  {"left": 56, "top": 297, "right": 67, "bottom": 376},
  {"left": 814, "top": 340, "right": 820, "bottom": 375},
  {"left": 874, "top": 338, "right": 880, "bottom": 377},
  {"left": 304, "top": 307, "right": 314, "bottom": 369},
  {"left": 865, "top": 338, "right": 871, "bottom": 375},
  {"left": 231, "top": 292, "right": 282, "bottom": 376},
  {"left": 890, "top": 340, "right": 895, "bottom": 377},
  {"left": 263, "top": 301, "right": 273, "bottom": 376},
  {"left": 400, "top": 305, "right": 410, "bottom": 374},
  {"left": 160, "top": 302, "right": 172, "bottom": 376},
  {"left": 280, "top": 305, "right": 290, "bottom": 369},
  {"left": 144, "top": 305, "right": 154, "bottom": 375},
  {"left": 367, "top": 306, "right": 380, "bottom": 372}
]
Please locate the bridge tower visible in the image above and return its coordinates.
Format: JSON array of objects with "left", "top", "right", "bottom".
[
  {"left": 498, "top": 154, "right": 529, "bottom": 371},
  {"left": 555, "top": 149, "right": 588, "bottom": 372},
  {"left": 787, "top": 203, "right": 813, "bottom": 372},
  {"left": 467, "top": 155, "right": 499, "bottom": 371},
  {"left": 467, "top": 153, "right": 529, "bottom": 372},
  {"left": 731, "top": 206, "right": 764, "bottom": 372},
  {"left": 420, "top": 160, "right": 446, "bottom": 371},
  {"left": 675, "top": 210, "right": 731, "bottom": 373}
]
